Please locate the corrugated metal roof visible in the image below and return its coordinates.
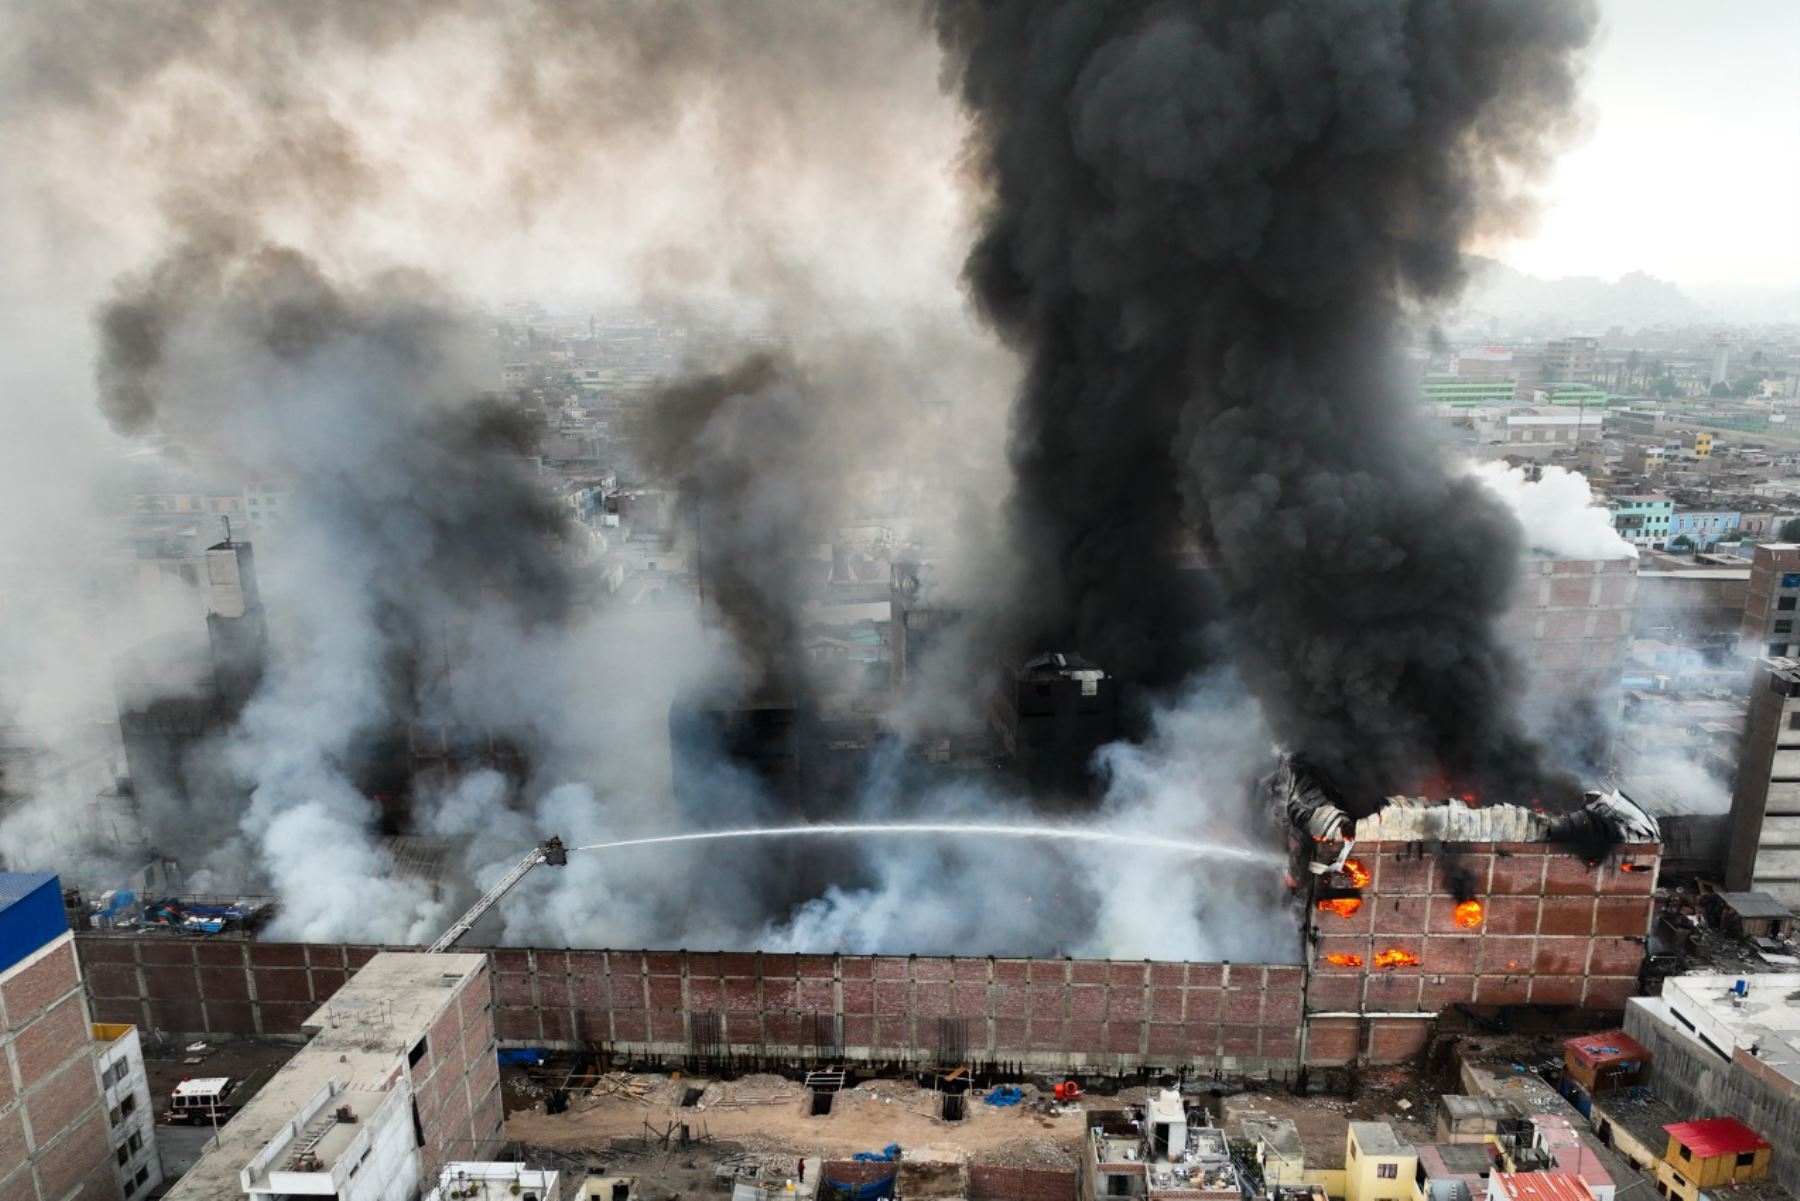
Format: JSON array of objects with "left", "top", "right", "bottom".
[
  {"left": 0, "top": 871, "right": 58, "bottom": 910},
  {"left": 1714, "top": 891, "right": 1794, "bottom": 920},
  {"left": 1493, "top": 1172, "right": 1592, "bottom": 1201},
  {"left": 1564, "top": 1030, "right": 1650, "bottom": 1067},
  {"left": 1663, "top": 1117, "right": 1770, "bottom": 1159},
  {"left": 0, "top": 871, "right": 66, "bottom": 976}
]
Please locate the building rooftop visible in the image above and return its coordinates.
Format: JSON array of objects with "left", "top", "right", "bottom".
[
  {"left": 245, "top": 1085, "right": 392, "bottom": 1185},
  {"left": 1440, "top": 1095, "right": 1527, "bottom": 1123},
  {"left": 1563, "top": 1030, "right": 1650, "bottom": 1068},
  {"left": 163, "top": 951, "right": 485, "bottom": 1201},
  {"left": 0, "top": 870, "right": 57, "bottom": 911},
  {"left": 1663, "top": 1117, "right": 1770, "bottom": 1158},
  {"left": 1492, "top": 1171, "right": 1591, "bottom": 1201},
  {"left": 1418, "top": 1143, "right": 1497, "bottom": 1178},
  {"left": 1275, "top": 760, "right": 1660, "bottom": 846},
  {"left": 0, "top": 871, "right": 66, "bottom": 974},
  {"left": 1712, "top": 891, "right": 1794, "bottom": 920},
  {"left": 1588, "top": 1090, "right": 1685, "bottom": 1158},
  {"left": 1349, "top": 1122, "right": 1413, "bottom": 1156},
  {"left": 1656, "top": 972, "right": 1800, "bottom": 1086}
]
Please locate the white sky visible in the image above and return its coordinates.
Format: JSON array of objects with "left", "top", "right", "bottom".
[{"left": 1494, "top": 0, "right": 1800, "bottom": 292}]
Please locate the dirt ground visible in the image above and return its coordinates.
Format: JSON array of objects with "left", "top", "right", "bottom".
[{"left": 507, "top": 1073, "right": 1086, "bottom": 1163}]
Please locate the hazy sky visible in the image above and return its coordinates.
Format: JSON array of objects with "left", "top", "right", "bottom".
[{"left": 1495, "top": 0, "right": 1800, "bottom": 293}]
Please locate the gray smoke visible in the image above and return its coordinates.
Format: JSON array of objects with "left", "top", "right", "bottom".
[
  {"left": 0, "top": 0, "right": 1021, "bottom": 944},
  {"left": 935, "top": 0, "right": 1599, "bottom": 815}
]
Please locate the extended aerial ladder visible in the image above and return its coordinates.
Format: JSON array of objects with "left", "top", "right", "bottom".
[{"left": 426, "top": 835, "right": 568, "bottom": 953}]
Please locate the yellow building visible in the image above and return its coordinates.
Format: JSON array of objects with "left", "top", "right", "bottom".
[
  {"left": 1654, "top": 1119, "right": 1771, "bottom": 1201},
  {"left": 1346, "top": 1123, "right": 1417, "bottom": 1201}
]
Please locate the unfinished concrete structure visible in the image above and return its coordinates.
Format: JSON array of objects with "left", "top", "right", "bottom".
[
  {"left": 1727, "top": 657, "right": 1800, "bottom": 907},
  {"left": 163, "top": 951, "right": 500, "bottom": 1200},
  {"left": 1078, "top": 1090, "right": 1243, "bottom": 1201}
]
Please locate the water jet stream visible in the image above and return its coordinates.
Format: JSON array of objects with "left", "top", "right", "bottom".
[{"left": 571, "top": 822, "right": 1282, "bottom": 866}]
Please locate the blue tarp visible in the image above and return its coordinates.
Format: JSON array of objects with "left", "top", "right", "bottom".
[
  {"left": 983, "top": 1086, "right": 1024, "bottom": 1107},
  {"left": 497, "top": 1048, "right": 549, "bottom": 1067},
  {"left": 853, "top": 1144, "right": 902, "bottom": 1163},
  {"left": 824, "top": 1176, "right": 895, "bottom": 1201}
]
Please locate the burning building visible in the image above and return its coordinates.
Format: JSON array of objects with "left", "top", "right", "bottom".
[{"left": 1274, "top": 759, "right": 1661, "bottom": 1064}]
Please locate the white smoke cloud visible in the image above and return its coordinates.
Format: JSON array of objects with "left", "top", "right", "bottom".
[
  {"left": 1468, "top": 461, "right": 1635, "bottom": 561},
  {"left": 749, "top": 677, "right": 1297, "bottom": 961}
]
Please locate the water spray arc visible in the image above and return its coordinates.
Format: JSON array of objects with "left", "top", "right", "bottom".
[
  {"left": 423, "top": 824, "right": 1279, "bottom": 951},
  {"left": 570, "top": 822, "right": 1284, "bottom": 866}
]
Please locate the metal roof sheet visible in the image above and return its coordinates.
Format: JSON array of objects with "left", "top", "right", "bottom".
[
  {"left": 1564, "top": 1030, "right": 1650, "bottom": 1067},
  {"left": 1662, "top": 1117, "right": 1770, "bottom": 1159},
  {"left": 1493, "top": 1172, "right": 1592, "bottom": 1201}
]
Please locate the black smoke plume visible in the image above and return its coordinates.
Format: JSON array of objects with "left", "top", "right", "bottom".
[{"left": 936, "top": 0, "right": 1598, "bottom": 816}]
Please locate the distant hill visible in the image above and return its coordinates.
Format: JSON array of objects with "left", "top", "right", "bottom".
[{"left": 1449, "top": 256, "right": 1708, "bottom": 334}]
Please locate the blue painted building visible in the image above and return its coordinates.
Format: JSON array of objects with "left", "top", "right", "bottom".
[
  {"left": 1666, "top": 510, "right": 1743, "bottom": 550},
  {"left": 0, "top": 871, "right": 66, "bottom": 974}
]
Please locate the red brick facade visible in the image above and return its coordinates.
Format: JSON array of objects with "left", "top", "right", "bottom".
[
  {"left": 1, "top": 934, "right": 122, "bottom": 1201},
  {"left": 1305, "top": 842, "right": 1658, "bottom": 1027}
]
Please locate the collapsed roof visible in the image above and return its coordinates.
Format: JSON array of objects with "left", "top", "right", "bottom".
[{"left": 1271, "top": 756, "right": 1660, "bottom": 846}]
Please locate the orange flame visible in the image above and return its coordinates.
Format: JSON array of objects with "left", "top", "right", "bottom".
[
  {"left": 1341, "top": 858, "right": 1372, "bottom": 888},
  {"left": 1453, "top": 900, "right": 1484, "bottom": 929},
  {"left": 1373, "top": 948, "right": 1421, "bottom": 970},
  {"left": 1317, "top": 897, "right": 1363, "bottom": 918},
  {"left": 1621, "top": 862, "right": 1652, "bottom": 873},
  {"left": 1324, "top": 953, "right": 1364, "bottom": 968}
]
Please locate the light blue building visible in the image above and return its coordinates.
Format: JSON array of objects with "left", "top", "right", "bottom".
[{"left": 1666, "top": 510, "right": 1743, "bottom": 550}]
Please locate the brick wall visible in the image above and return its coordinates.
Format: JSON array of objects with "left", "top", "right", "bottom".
[
  {"left": 1306, "top": 843, "right": 1657, "bottom": 1019},
  {"left": 967, "top": 1165, "right": 1079, "bottom": 1201},
  {"left": 77, "top": 924, "right": 1643, "bottom": 1075},
  {"left": 76, "top": 938, "right": 1304, "bottom": 1076},
  {"left": 1, "top": 934, "right": 123, "bottom": 1201},
  {"left": 410, "top": 963, "right": 502, "bottom": 1179}
]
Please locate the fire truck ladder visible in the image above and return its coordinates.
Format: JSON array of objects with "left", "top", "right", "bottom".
[{"left": 426, "top": 836, "right": 568, "bottom": 953}]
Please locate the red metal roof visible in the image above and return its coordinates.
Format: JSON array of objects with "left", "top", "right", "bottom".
[
  {"left": 1662, "top": 1117, "right": 1771, "bottom": 1159},
  {"left": 1563, "top": 1030, "right": 1649, "bottom": 1067},
  {"left": 1493, "top": 1172, "right": 1593, "bottom": 1201}
]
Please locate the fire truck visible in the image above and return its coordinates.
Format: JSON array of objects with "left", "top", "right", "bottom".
[{"left": 163, "top": 1077, "right": 236, "bottom": 1125}]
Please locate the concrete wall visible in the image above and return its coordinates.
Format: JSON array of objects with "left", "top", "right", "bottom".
[
  {"left": 77, "top": 939, "right": 1306, "bottom": 1076},
  {"left": 1622, "top": 998, "right": 1800, "bottom": 1199}
]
